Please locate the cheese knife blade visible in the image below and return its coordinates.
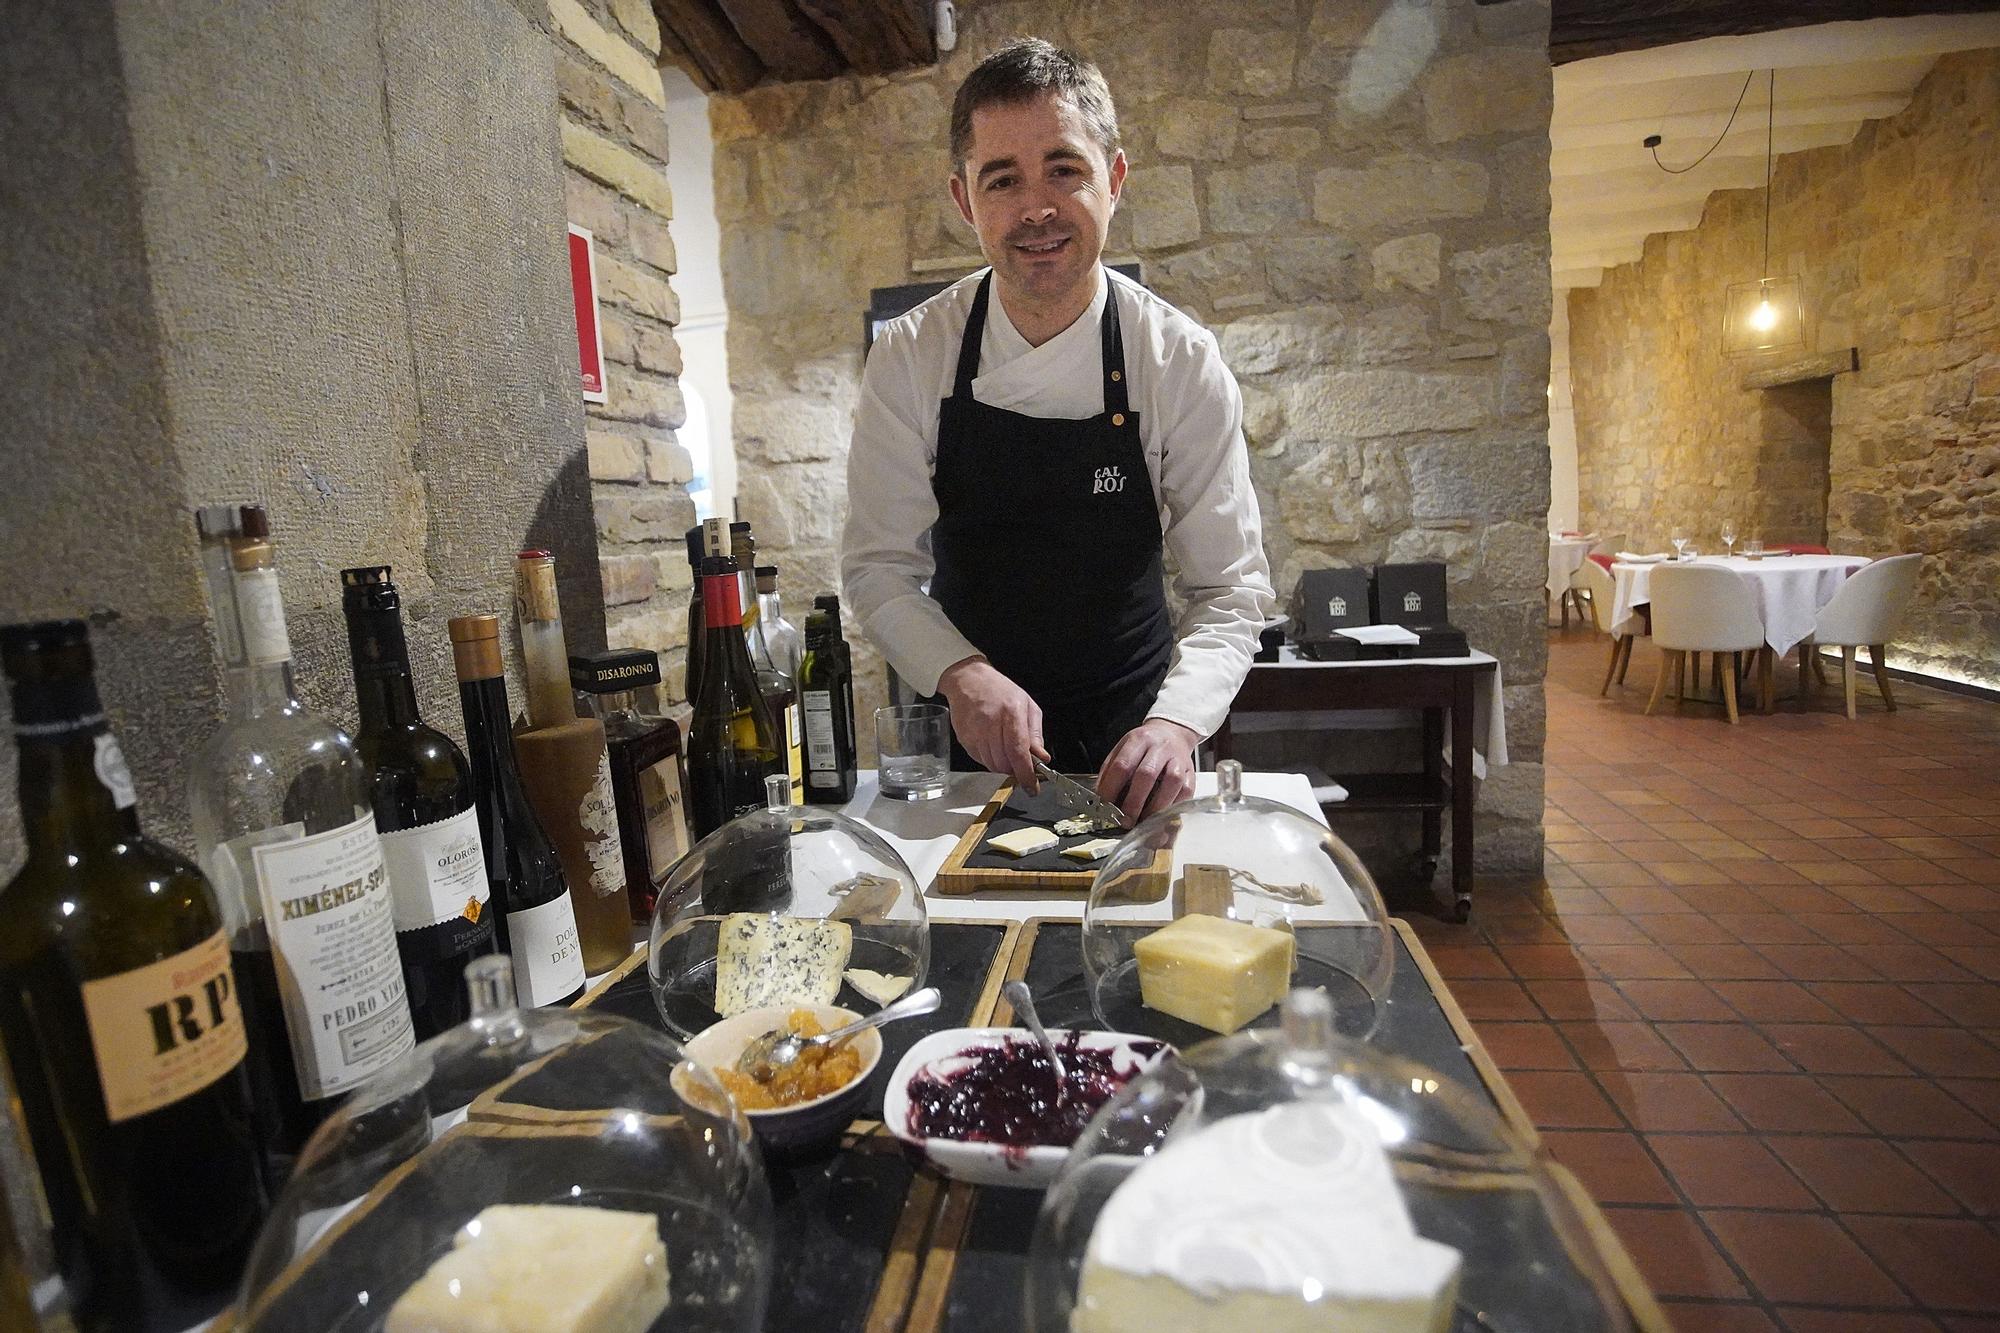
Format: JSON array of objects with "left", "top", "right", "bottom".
[{"left": 1031, "top": 758, "right": 1131, "bottom": 831}]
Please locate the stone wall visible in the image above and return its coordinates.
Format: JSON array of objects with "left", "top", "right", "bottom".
[
  {"left": 553, "top": 0, "right": 700, "bottom": 697},
  {"left": 1, "top": 0, "right": 594, "bottom": 865},
  {"left": 707, "top": 0, "right": 1553, "bottom": 874},
  {"left": 1570, "top": 49, "right": 2000, "bottom": 688}
]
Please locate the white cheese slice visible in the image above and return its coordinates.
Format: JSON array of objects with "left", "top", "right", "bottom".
[
  {"left": 1060, "top": 837, "right": 1121, "bottom": 863},
  {"left": 844, "top": 967, "right": 913, "bottom": 1006},
  {"left": 986, "top": 827, "right": 1060, "bottom": 858},
  {"left": 713, "top": 913, "right": 851, "bottom": 1017},
  {"left": 385, "top": 1203, "right": 668, "bottom": 1333},
  {"left": 1075, "top": 1102, "right": 1461, "bottom": 1333}
]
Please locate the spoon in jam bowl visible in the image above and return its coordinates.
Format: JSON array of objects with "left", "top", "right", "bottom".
[
  {"left": 1002, "top": 980, "right": 1067, "bottom": 1105},
  {"left": 736, "top": 987, "right": 941, "bottom": 1083}
]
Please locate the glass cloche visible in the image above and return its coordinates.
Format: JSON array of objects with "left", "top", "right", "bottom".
[
  {"left": 1027, "top": 990, "right": 1634, "bottom": 1332},
  {"left": 649, "top": 775, "right": 929, "bottom": 1041},
  {"left": 235, "top": 956, "right": 772, "bottom": 1333},
  {"left": 1081, "top": 761, "right": 1394, "bottom": 1042}
]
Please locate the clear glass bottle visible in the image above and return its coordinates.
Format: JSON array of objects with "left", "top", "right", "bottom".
[
  {"left": 186, "top": 503, "right": 415, "bottom": 1169},
  {"left": 570, "top": 648, "right": 691, "bottom": 923}
]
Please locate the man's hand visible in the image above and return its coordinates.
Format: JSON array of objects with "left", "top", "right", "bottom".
[
  {"left": 937, "top": 656, "right": 1047, "bottom": 789},
  {"left": 1097, "top": 718, "right": 1200, "bottom": 823}
]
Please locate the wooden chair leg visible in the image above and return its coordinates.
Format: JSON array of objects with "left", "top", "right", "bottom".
[
  {"left": 1710, "top": 653, "right": 1723, "bottom": 697},
  {"left": 1600, "top": 636, "right": 1623, "bottom": 696},
  {"left": 1760, "top": 648, "right": 1774, "bottom": 713},
  {"left": 1871, "top": 645, "right": 1897, "bottom": 711},
  {"left": 1842, "top": 646, "right": 1858, "bottom": 719},
  {"left": 1675, "top": 651, "right": 1687, "bottom": 703},
  {"left": 1721, "top": 653, "right": 1741, "bottom": 724},
  {"left": 1616, "top": 635, "right": 1635, "bottom": 683},
  {"left": 1646, "top": 650, "right": 1678, "bottom": 716},
  {"left": 1812, "top": 650, "right": 1829, "bottom": 686}
]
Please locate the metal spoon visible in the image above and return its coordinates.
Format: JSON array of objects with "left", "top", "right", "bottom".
[
  {"left": 735, "top": 987, "right": 941, "bottom": 1083},
  {"left": 1002, "top": 980, "right": 1067, "bottom": 1105}
]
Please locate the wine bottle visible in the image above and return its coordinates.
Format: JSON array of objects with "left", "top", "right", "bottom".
[
  {"left": 572, "top": 649, "right": 691, "bottom": 923},
  {"left": 801, "top": 599, "right": 859, "bottom": 804},
  {"left": 754, "top": 565, "right": 806, "bottom": 802},
  {"left": 682, "top": 525, "right": 706, "bottom": 706},
  {"left": 449, "top": 615, "right": 587, "bottom": 1007},
  {"left": 187, "top": 504, "right": 414, "bottom": 1166},
  {"left": 686, "top": 519, "right": 784, "bottom": 838},
  {"left": 342, "top": 566, "right": 495, "bottom": 1041},
  {"left": 1, "top": 620, "right": 266, "bottom": 1331},
  {"left": 510, "top": 551, "right": 632, "bottom": 977}
]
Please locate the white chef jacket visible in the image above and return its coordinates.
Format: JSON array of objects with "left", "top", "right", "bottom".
[{"left": 841, "top": 265, "right": 1274, "bottom": 741}]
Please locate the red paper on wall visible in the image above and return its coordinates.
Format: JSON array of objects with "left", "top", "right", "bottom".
[{"left": 568, "top": 224, "right": 608, "bottom": 404}]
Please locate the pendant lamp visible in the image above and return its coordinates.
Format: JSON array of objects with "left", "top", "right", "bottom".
[{"left": 1723, "top": 69, "right": 1806, "bottom": 357}]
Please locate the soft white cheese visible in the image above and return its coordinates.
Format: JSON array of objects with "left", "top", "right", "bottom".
[
  {"left": 1075, "top": 1102, "right": 1461, "bottom": 1333},
  {"left": 384, "top": 1203, "right": 668, "bottom": 1333},
  {"left": 714, "top": 913, "right": 851, "bottom": 1017},
  {"left": 1060, "top": 837, "right": 1121, "bottom": 863},
  {"left": 986, "top": 827, "right": 1060, "bottom": 858}
]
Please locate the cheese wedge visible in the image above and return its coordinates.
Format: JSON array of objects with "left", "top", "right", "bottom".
[
  {"left": 1133, "top": 914, "right": 1294, "bottom": 1034},
  {"left": 386, "top": 1204, "right": 669, "bottom": 1333},
  {"left": 986, "top": 827, "right": 1059, "bottom": 858},
  {"left": 714, "top": 913, "right": 851, "bottom": 1017},
  {"left": 1060, "top": 837, "right": 1121, "bottom": 863}
]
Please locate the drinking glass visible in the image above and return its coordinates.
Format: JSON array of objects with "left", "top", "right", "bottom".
[
  {"left": 1670, "top": 527, "right": 1689, "bottom": 561},
  {"left": 1721, "top": 522, "right": 1737, "bottom": 557},
  {"left": 1744, "top": 538, "right": 1764, "bottom": 561},
  {"left": 876, "top": 703, "right": 950, "bottom": 800}
]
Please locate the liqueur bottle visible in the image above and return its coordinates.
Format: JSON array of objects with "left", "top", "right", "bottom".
[
  {"left": 682, "top": 525, "right": 706, "bottom": 706},
  {"left": 685, "top": 519, "right": 784, "bottom": 839},
  {"left": 800, "top": 597, "right": 859, "bottom": 804},
  {"left": 510, "top": 551, "right": 632, "bottom": 977},
  {"left": 571, "top": 648, "right": 691, "bottom": 922},
  {"left": 187, "top": 504, "right": 414, "bottom": 1166},
  {"left": 342, "top": 566, "right": 495, "bottom": 1040},
  {"left": 0, "top": 620, "right": 267, "bottom": 1332},
  {"left": 754, "top": 565, "right": 806, "bottom": 802},
  {"left": 449, "top": 615, "right": 586, "bottom": 1007}
]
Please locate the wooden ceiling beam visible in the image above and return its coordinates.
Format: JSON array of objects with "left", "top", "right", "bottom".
[
  {"left": 714, "top": 0, "right": 844, "bottom": 82},
  {"left": 1551, "top": 0, "right": 2000, "bottom": 64},
  {"left": 652, "top": 0, "right": 765, "bottom": 94},
  {"left": 795, "top": 0, "right": 932, "bottom": 75}
]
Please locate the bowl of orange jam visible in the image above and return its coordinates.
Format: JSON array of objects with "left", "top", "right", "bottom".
[{"left": 676, "top": 1004, "right": 881, "bottom": 1155}]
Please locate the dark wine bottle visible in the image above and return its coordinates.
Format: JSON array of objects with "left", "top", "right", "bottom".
[
  {"left": 0, "top": 620, "right": 267, "bottom": 1332},
  {"left": 802, "top": 597, "right": 859, "bottom": 804},
  {"left": 448, "top": 615, "right": 586, "bottom": 1008},
  {"left": 682, "top": 524, "right": 706, "bottom": 706},
  {"left": 686, "top": 519, "right": 784, "bottom": 839},
  {"left": 342, "top": 567, "right": 496, "bottom": 1041}
]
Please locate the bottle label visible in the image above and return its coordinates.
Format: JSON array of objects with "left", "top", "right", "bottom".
[
  {"left": 507, "top": 893, "right": 586, "bottom": 1005},
  {"left": 80, "top": 930, "right": 248, "bottom": 1123},
  {"left": 377, "top": 806, "right": 490, "bottom": 935},
  {"left": 785, "top": 702, "right": 805, "bottom": 799},
  {"left": 233, "top": 567, "right": 293, "bottom": 665},
  {"left": 92, "top": 733, "right": 137, "bottom": 810},
  {"left": 579, "top": 750, "right": 626, "bottom": 899},
  {"left": 805, "top": 691, "right": 837, "bottom": 778},
  {"left": 638, "top": 755, "right": 690, "bottom": 880},
  {"left": 250, "top": 813, "right": 414, "bottom": 1100}
]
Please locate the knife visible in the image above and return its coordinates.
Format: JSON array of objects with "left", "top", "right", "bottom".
[{"left": 1031, "top": 758, "right": 1131, "bottom": 831}]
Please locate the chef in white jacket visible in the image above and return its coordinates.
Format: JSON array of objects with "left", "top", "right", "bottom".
[{"left": 841, "top": 37, "right": 1273, "bottom": 821}]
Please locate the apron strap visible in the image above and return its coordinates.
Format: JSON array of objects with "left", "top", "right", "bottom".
[
  {"left": 951, "top": 273, "right": 992, "bottom": 399},
  {"left": 1101, "top": 277, "right": 1130, "bottom": 421}
]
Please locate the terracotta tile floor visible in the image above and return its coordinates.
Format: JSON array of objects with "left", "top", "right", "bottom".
[{"left": 1406, "top": 629, "right": 2000, "bottom": 1330}]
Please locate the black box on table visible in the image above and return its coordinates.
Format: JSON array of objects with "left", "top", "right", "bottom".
[
  {"left": 1371, "top": 562, "right": 1448, "bottom": 626},
  {"left": 1289, "top": 568, "right": 1393, "bottom": 661}
]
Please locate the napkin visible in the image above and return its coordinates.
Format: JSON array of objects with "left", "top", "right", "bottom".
[
  {"left": 1337, "top": 624, "right": 1421, "bottom": 645},
  {"left": 1615, "top": 551, "right": 1669, "bottom": 564}
]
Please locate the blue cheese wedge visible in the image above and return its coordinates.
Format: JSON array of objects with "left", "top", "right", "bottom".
[
  {"left": 386, "top": 1203, "right": 669, "bottom": 1333},
  {"left": 987, "top": 827, "right": 1060, "bottom": 858},
  {"left": 1061, "top": 837, "right": 1121, "bottom": 863},
  {"left": 714, "top": 913, "right": 851, "bottom": 1017}
]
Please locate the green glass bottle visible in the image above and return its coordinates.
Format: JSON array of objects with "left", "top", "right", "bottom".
[{"left": 0, "top": 620, "right": 267, "bottom": 1331}]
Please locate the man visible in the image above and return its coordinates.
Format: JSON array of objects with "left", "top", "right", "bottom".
[{"left": 842, "top": 38, "right": 1273, "bottom": 821}]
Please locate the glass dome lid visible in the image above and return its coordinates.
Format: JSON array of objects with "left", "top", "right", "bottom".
[
  {"left": 1028, "top": 990, "right": 1633, "bottom": 1333},
  {"left": 649, "top": 775, "right": 929, "bottom": 1041},
  {"left": 1081, "top": 761, "right": 1393, "bottom": 1042},
  {"left": 235, "top": 956, "right": 772, "bottom": 1333}
]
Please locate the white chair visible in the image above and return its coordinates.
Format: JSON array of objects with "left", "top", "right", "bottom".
[
  {"left": 1574, "top": 557, "right": 1636, "bottom": 695},
  {"left": 1805, "top": 553, "right": 1921, "bottom": 718},
  {"left": 1645, "top": 564, "right": 1770, "bottom": 724}
]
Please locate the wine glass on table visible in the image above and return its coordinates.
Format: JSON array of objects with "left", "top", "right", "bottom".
[
  {"left": 1670, "top": 526, "right": 1689, "bottom": 562},
  {"left": 1721, "top": 521, "right": 1737, "bottom": 558}
]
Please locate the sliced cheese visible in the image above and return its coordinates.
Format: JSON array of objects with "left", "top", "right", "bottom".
[
  {"left": 385, "top": 1204, "right": 669, "bottom": 1333},
  {"left": 714, "top": 913, "right": 851, "bottom": 1017},
  {"left": 1060, "top": 837, "right": 1121, "bottom": 863},
  {"left": 1133, "top": 913, "right": 1294, "bottom": 1035},
  {"left": 844, "top": 967, "right": 913, "bottom": 1006},
  {"left": 986, "top": 827, "right": 1059, "bottom": 858}
]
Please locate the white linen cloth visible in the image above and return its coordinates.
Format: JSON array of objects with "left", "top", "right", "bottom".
[
  {"left": 841, "top": 266, "right": 1276, "bottom": 740},
  {"left": 1547, "top": 536, "right": 1595, "bottom": 597},
  {"left": 1608, "top": 554, "right": 1871, "bottom": 654}
]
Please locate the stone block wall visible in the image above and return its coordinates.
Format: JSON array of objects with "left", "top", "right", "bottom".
[
  {"left": 708, "top": 0, "right": 1553, "bottom": 873},
  {"left": 1570, "top": 49, "right": 2000, "bottom": 688},
  {"left": 553, "top": 0, "right": 700, "bottom": 696}
]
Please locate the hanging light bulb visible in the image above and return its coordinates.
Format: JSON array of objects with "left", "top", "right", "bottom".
[
  {"left": 1720, "top": 70, "right": 1808, "bottom": 358},
  {"left": 1749, "top": 298, "right": 1778, "bottom": 333}
]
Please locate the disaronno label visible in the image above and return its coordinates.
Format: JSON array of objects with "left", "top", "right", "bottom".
[
  {"left": 80, "top": 930, "right": 247, "bottom": 1123},
  {"left": 251, "top": 812, "right": 414, "bottom": 1100},
  {"left": 638, "top": 755, "right": 689, "bottom": 875}
]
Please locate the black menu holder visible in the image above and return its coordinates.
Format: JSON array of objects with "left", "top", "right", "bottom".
[
  {"left": 1371, "top": 562, "right": 1448, "bottom": 626},
  {"left": 1289, "top": 568, "right": 1379, "bottom": 661}
]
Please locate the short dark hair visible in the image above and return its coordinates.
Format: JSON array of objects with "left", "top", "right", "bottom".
[{"left": 949, "top": 38, "right": 1120, "bottom": 176}]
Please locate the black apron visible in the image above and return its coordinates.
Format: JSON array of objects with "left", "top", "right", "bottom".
[{"left": 927, "top": 273, "right": 1173, "bottom": 774}]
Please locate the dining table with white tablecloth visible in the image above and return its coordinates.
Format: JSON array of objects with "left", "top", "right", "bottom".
[
  {"left": 1606, "top": 553, "right": 1872, "bottom": 655},
  {"left": 1547, "top": 534, "right": 1596, "bottom": 598}
]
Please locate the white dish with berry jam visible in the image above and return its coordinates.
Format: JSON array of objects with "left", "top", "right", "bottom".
[{"left": 883, "top": 1027, "right": 1174, "bottom": 1189}]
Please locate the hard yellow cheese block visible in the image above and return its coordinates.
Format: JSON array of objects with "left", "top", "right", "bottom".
[
  {"left": 385, "top": 1204, "right": 669, "bottom": 1333},
  {"left": 1132, "top": 914, "right": 1294, "bottom": 1035}
]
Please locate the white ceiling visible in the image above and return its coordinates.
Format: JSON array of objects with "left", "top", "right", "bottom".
[{"left": 1550, "top": 13, "right": 2000, "bottom": 292}]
